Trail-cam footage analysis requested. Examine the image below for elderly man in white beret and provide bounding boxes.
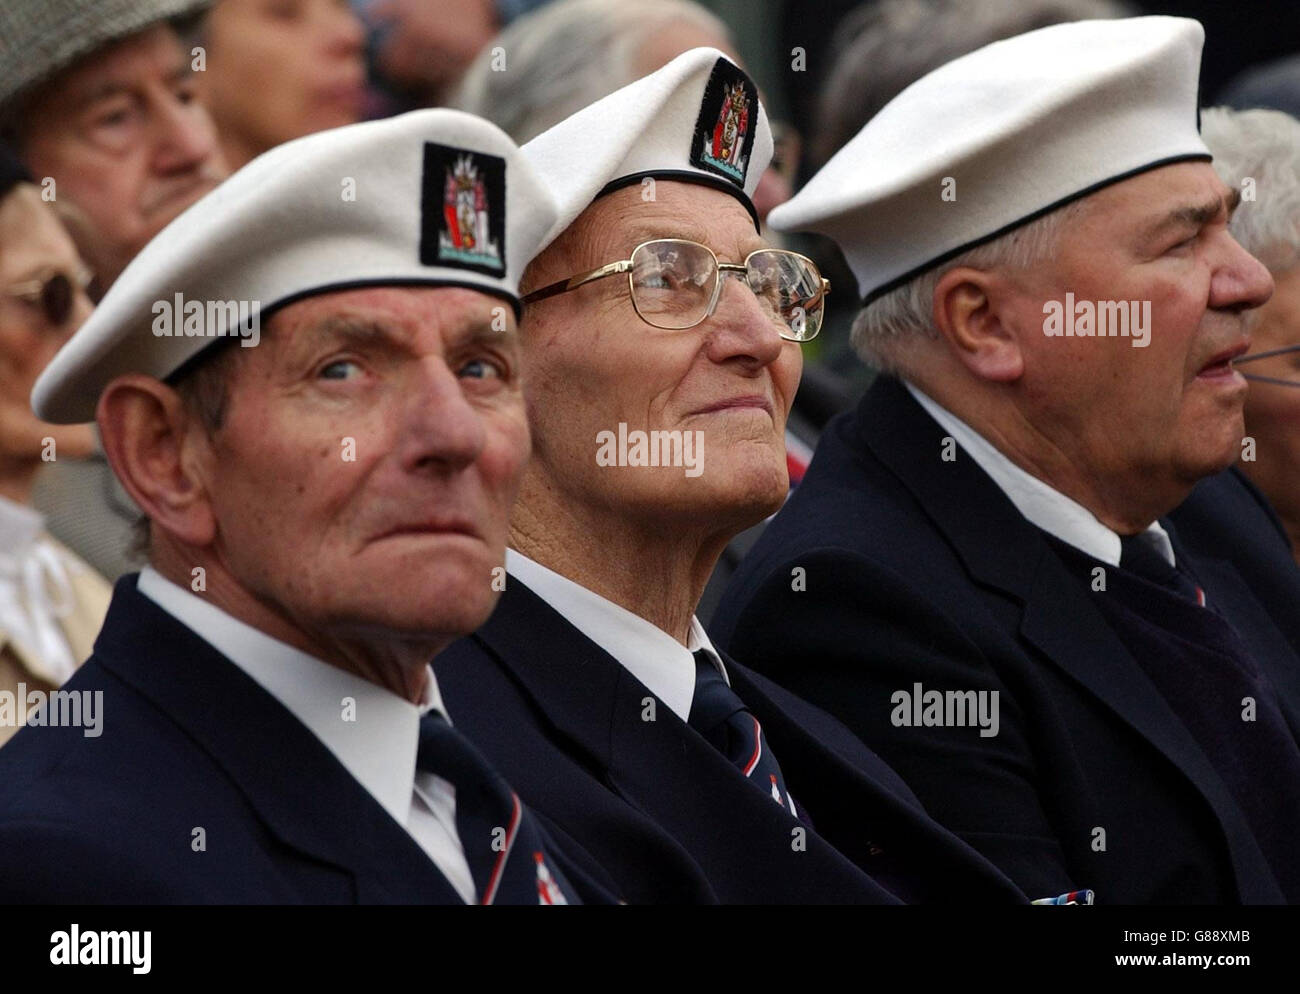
[715,17,1300,905]
[434,48,1031,905]
[0,109,615,905]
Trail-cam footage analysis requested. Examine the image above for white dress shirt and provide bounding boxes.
[137,567,476,903]
[905,382,1177,568]
[0,495,80,683]
[505,549,727,723]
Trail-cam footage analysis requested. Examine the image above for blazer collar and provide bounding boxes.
[93,575,461,904]
[474,582,901,901]
[858,377,1285,902]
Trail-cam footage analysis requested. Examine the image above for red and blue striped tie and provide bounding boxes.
[688,650,803,819]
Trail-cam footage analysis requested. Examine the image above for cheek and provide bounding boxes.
[70,162,149,234]
[478,410,531,498]
[774,346,803,412]
[220,405,359,531]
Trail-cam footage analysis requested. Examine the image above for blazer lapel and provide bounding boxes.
[476,581,901,903]
[94,577,463,904]
[728,660,1026,901]
[862,377,1284,903]
[1173,548,1300,740]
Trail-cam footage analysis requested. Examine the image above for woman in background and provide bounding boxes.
[196,0,366,169]
[0,147,111,745]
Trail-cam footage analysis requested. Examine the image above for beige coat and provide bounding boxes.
[0,538,111,746]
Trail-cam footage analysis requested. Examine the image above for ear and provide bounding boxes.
[96,374,217,549]
[932,266,1026,383]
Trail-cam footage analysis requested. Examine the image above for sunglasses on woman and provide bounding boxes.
[3,264,94,327]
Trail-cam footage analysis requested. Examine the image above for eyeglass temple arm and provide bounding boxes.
[1232,343,1300,365]
[521,260,633,304]
[1240,373,1300,387]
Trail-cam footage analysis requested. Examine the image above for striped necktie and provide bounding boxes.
[1119,533,1206,607]
[418,711,579,904]
[687,650,801,817]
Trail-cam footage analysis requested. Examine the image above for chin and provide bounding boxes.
[339,585,499,642]
[1179,433,1245,482]
[348,543,502,627]
[691,455,790,531]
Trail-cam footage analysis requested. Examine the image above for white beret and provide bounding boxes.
[769,16,1211,304]
[523,47,773,252]
[33,108,556,423]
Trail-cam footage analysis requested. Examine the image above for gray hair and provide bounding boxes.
[451,0,731,143]
[813,0,1133,168]
[1200,105,1300,272]
[851,202,1080,374]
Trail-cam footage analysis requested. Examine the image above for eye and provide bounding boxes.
[458,357,503,380]
[1168,233,1198,254]
[90,100,135,131]
[318,358,363,380]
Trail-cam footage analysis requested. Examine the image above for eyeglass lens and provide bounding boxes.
[628,239,821,338]
[39,273,75,326]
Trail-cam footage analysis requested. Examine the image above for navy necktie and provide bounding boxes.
[1119,533,1205,606]
[418,712,578,905]
[688,650,801,817]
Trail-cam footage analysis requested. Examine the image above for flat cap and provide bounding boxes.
[770,16,1211,304]
[523,46,773,251]
[0,0,211,112]
[33,108,557,423]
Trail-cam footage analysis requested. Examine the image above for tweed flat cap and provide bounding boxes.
[0,0,211,111]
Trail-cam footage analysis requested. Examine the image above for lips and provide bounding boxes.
[143,172,222,216]
[690,394,773,416]
[1198,341,1251,379]
[373,519,480,542]
[316,77,366,112]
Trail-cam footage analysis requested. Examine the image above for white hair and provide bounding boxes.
[451,0,731,143]
[1200,105,1300,272]
[850,203,1080,374]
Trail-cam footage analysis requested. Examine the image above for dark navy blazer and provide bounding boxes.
[0,576,616,904]
[712,375,1300,904]
[434,577,1027,904]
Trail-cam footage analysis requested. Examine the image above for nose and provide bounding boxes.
[323,1,366,58]
[1211,232,1275,314]
[398,358,487,475]
[702,270,786,371]
[152,92,220,174]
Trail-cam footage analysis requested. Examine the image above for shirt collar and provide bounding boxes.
[0,495,45,573]
[137,566,439,825]
[904,381,1175,568]
[505,549,726,722]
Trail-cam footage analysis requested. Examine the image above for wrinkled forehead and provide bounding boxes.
[267,284,517,349]
[570,180,767,263]
[1074,160,1233,229]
